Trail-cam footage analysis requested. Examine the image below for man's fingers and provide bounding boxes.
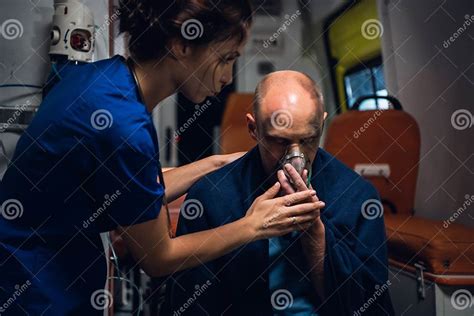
[294,214,319,225]
[302,169,320,201]
[260,182,281,200]
[277,170,295,194]
[284,164,308,191]
[279,168,319,202]
[278,190,317,206]
[298,223,314,232]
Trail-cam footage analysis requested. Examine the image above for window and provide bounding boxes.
[344,60,388,110]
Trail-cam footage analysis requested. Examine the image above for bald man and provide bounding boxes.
[164,71,393,316]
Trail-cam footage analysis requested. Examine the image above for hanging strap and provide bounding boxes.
[127,58,175,238]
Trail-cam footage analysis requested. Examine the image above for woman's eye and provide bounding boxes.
[221,57,235,64]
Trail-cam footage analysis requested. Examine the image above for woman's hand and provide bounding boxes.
[244,182,324,240]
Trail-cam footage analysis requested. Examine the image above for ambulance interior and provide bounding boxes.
[0,0,472,315]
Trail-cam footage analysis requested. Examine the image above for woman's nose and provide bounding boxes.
[220,74,232,87]
[221,66,234,86]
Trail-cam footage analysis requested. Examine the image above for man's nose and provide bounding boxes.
[287,143,302,152]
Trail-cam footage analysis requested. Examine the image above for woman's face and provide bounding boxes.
[178,35,248,103]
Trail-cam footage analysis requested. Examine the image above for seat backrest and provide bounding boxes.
[324,109,421,215]
[220,93,256,154]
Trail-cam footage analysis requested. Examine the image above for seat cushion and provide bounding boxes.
[385,214,474,275]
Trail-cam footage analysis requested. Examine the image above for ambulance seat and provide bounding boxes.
[166,194,186,237]
[160,167,186,236]
[220,93,256,154]
[385,214,474,278]
[324,95,474,285]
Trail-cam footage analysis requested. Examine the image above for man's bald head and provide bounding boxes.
[246,70,327,176]
[253,70,325,122]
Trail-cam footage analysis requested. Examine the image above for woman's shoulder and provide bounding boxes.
[52,56,133,102]
[73,56,149,127]
[55,57,155,150]
[81,55,136,98]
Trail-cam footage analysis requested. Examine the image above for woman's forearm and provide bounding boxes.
[162,217,254,275]
[119,206,256,278]
[162,156,222,202]
[162,152,244,202]
[119,183,318,278]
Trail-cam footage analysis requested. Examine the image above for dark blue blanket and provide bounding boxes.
[164,147,393,316]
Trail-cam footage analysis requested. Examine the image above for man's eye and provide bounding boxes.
[302,137,317,144]
[273,138,287,145]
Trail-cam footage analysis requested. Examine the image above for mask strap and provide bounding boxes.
[306,167,312,188]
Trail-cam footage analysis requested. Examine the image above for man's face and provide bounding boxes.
[247,86,326,180]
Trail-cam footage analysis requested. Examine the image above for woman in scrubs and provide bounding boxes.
[0,0,319,314]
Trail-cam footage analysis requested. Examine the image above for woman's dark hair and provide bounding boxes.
[118,0,253,61]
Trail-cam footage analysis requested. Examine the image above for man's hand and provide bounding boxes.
[277,163,326,300]
[277,164,312,195]
[277,164,324,226]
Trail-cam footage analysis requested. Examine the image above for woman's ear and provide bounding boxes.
[246,113,258,141]
[168,38,190,60]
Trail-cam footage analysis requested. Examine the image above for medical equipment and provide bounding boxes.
[49,0,95,62]
[44,0,95,96]
[279,145,312,188]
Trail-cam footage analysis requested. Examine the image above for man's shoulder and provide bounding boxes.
[188,150,252,196]
[317,148,377,195]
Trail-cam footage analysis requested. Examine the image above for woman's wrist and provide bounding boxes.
[235,216,260,243]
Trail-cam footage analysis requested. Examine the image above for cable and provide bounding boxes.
[106,232,121,272]
[0,139,6,157]
[0,84,42,89]
[51,63,62,80]
[106,276,143,316]
[106,232,143,316]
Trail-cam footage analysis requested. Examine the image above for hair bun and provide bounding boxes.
[118,0,253,61]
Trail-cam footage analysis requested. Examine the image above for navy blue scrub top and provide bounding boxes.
[0,55,164,315]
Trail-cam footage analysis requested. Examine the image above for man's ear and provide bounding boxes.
[323,111,328,121]
[246,113,258,141]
